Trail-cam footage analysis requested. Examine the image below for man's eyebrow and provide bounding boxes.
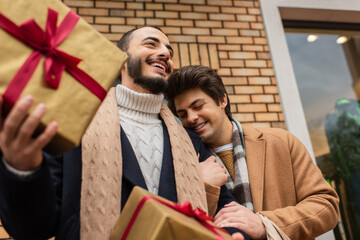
[176,98,205,114]
[142,36,174,57]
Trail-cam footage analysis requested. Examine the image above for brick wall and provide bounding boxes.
[0,0,284,238]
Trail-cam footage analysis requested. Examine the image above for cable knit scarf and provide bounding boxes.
[208,118,254,211]
[80,87,207,240]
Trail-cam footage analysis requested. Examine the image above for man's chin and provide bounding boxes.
[134,76,168,94]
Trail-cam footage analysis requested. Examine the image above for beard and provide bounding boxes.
[127,54,168,94]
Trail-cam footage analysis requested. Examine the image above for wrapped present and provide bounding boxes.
[110,186,233,240]
[0,0,127,155]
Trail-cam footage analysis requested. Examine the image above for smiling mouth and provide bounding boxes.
[193,122,206,131]
[146,58,170,73]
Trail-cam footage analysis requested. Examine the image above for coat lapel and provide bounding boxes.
[243,125,265,212]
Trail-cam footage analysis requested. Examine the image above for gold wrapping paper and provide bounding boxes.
[110,186,233,240]
[0,0,127,155]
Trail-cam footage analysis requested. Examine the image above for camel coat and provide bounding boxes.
[242,125,339,240]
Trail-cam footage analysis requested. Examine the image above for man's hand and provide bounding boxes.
[199,156,228,187]
[0,95,58,171]
[215,202,266,240]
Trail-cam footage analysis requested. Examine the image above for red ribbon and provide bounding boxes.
[121,195,228,240]
[0,9,107,113]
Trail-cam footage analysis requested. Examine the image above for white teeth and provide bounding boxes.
[151,62,165,70]
[194,123,206,130]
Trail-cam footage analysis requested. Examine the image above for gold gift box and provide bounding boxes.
[0,0,127,155]
[110,186,232,240]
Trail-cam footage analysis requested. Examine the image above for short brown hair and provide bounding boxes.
[166,65,232,118]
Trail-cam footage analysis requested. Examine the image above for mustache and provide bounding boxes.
[145,57,171,73]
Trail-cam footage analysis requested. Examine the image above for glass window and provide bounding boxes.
[285,30,360,240]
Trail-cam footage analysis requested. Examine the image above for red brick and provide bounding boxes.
[172,43,180,69]
[92,24,109,33]
[229,95,251,103]
[267,60,273,68]
[247,122,271,128]
[102,33,124,41]
[180,0,205,3]
[248,8,261,15]
[264,86,278,94]
[135,10,153,17]
[229,52,256,59]
[212,28,238,36]
[156,11,178,18]
[219,51,228,59]
[271,77,277,85]
[222,77,247,85]
[146,18,164,26]
[95,1,124,8]
[127,18,145,25]
[146,3,163,10]
[231,104,237,113]
[221,7,247,14]
[240,29,260,37]
[220,59,244,67]
[251,95,274,103]
[256,113,278,121]
[196,20,222,28]
[264,45,269,51]
[275,95,280,103]
[260,68,274,76]
[110,9,135,17]
[79,8,108,16]
[235,86,263,94]
[183,27,210,35]
[233,113,254,122]
[251,22,264,30]
[198,36,225,43]
[209,44,219,69]
[232,68,259,76]
[199,44,210,67]
[209,13,236,21]
[168,35,196,42]
[268,104,282,112]
[257,52,270,59]
[161,27,181,34]
[166,19,193,27]
[225,86,234,94]
[279,113,284,121]
[189,43,200,65]
[179,43,190,67]
[217,68,231,76]
[111,25,135,33]
[218,45,241,51]
[126,2,144,9]
[224,21,250,29]
[155,0,177,2]
[237,103,267,112]
[254,37,268,45]
[233,1,254,7]
[242,45,263,51]
[248,77,271,85]
[95,17,125,24]
[237,14,257,22]
[193,5,219,13]
[65,0,93,7]
[165,4,192,11]
[207,0,232,6]
[181,12,207,20]
[245,60,267,68]
[226,37,253,44]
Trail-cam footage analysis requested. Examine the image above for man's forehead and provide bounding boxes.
[131,27,169,44]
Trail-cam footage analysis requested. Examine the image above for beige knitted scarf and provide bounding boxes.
[80,87,207,239]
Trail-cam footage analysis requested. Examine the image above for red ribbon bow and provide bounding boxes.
[0,9,107,113]
[121,195,227,240]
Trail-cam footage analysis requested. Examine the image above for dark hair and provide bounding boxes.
[117,26,164,52]
[166,65,232,119]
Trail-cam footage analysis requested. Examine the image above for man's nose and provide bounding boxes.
[158,45,171,60]
[187,111,198,124]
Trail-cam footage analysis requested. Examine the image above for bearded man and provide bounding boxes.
[0,27,246,240]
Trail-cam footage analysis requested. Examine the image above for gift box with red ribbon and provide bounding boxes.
[0,0,127,155]
[110,186,233,240]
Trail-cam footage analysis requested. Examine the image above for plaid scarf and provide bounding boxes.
[208,118,254,211]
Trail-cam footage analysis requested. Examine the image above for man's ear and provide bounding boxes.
[219,93,228,109]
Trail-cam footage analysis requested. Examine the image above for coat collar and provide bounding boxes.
[243,125,265,212]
